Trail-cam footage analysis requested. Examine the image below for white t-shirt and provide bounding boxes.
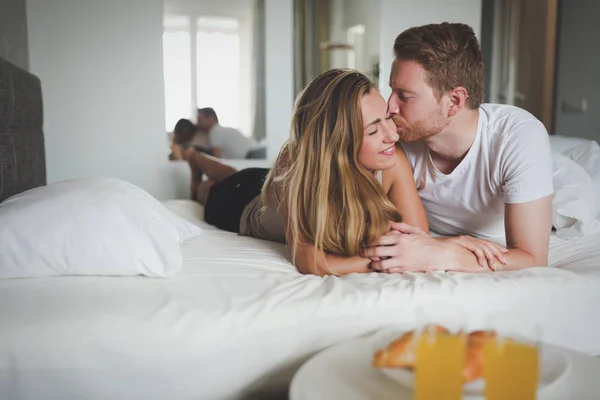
[401,104,554,239]
[209,124,255,159]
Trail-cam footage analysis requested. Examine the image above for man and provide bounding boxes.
[196,107,255,159]
[367,23,553,272]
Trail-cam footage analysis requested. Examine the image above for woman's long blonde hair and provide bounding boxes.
[262,69,402,268]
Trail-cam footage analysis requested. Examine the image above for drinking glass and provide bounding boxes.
[414,303,466,400]
[483,311,541,400]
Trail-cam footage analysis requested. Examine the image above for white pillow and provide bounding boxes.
[552,152,599,239]
[549,134,592,155]
[565,140,600,207]
[0,177,202,279]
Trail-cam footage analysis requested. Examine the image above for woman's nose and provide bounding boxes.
[384,119,399,142]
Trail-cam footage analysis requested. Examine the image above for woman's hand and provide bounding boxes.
[364,223,447,273]
[439,236,507,271]
[366,222,404,263]
[368,222,429,262]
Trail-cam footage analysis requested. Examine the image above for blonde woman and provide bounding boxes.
[185,69,505,276]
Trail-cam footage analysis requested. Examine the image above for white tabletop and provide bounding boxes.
[290,329,600,400]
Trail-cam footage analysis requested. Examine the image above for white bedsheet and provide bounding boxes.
[1,199,599,400]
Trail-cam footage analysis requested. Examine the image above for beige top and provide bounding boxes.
[239,170,383,243]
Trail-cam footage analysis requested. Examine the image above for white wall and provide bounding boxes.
[26,0,479,199]
[378,0,482,99]
[26,0,293,199]
[27,0,176,199]
[264,0,293,161]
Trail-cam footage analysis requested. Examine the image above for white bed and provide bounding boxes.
[1,196,600,400]
[2,135,600,400]
[3,58,599,400]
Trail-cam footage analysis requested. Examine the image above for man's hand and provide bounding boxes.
[438,235,507,271]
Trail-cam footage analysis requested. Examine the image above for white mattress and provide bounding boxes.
[1,198,600,400]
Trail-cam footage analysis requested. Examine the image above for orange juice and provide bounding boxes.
[483,338,539,400]
[415,333,465,400]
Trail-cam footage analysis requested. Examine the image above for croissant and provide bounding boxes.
[372,325,449,369]
[464,330,496,382]
[372,331,417,369]
[372,328,496,383]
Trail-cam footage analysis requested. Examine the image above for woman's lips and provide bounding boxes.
[379,146,396,156]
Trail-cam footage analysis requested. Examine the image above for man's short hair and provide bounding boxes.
[393,22,484,109]
[198,107,219,122]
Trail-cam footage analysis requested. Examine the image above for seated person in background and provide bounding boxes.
[196,107,255,159]
[184,69,505,276]
[169,118,212,160]
[368,23,553,273]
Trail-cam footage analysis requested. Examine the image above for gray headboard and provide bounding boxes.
[0,57,46,203]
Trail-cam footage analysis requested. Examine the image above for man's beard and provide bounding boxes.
[394,111,447,143]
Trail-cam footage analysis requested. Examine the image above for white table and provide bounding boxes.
[290,329,600,400]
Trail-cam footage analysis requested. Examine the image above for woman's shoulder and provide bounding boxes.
[381,145,415,190]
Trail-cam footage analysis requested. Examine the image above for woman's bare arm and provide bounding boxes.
[281,206,372,276]
[292,241,372,276]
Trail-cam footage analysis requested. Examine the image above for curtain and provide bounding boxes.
[293,0,332,98]
[251,0,266,141]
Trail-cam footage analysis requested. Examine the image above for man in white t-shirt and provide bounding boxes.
[196,108,254,159]
[366,23,553,272]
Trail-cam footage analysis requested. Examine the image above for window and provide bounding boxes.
[162,3,255,137]
[196,17,241,130]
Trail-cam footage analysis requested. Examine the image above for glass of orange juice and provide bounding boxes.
[483,311,541,400]
[414,303,466,400]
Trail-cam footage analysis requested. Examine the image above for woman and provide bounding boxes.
[184,69,504,275]
[170,118,212,160]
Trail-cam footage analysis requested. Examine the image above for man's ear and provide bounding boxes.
[447,86,469,116]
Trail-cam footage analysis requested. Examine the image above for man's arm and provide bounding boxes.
[496,116,554,270]
[366,195,553,272]
[439,196,553,271]
[499,195,553,270]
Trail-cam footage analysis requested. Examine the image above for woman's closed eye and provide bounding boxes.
[368,116,393,135]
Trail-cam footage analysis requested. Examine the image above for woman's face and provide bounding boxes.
[358,88,400,171]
